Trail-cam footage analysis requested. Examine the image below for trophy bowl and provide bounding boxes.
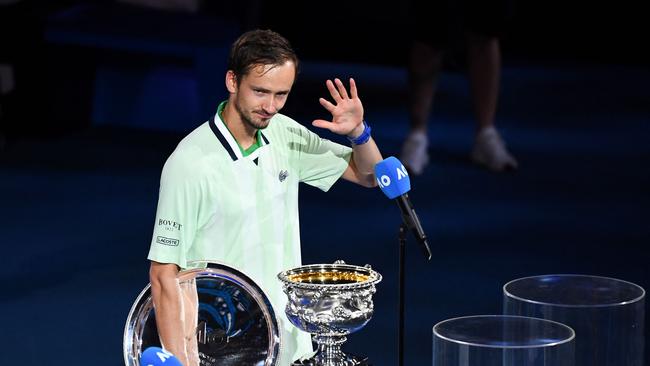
[278,260,382,366]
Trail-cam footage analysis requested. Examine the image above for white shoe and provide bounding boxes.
[400,131,429,175]
[471,127,518,172]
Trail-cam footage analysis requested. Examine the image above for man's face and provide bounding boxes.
[228,61,296,130]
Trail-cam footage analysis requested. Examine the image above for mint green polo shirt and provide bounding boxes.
[148,109,352,364]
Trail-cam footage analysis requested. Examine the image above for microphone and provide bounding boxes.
[374,156,432,260]
[140,347,183,366]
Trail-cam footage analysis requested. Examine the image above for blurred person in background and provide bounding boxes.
[401,0,518,174]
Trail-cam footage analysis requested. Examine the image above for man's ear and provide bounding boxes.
[225,70,238,93]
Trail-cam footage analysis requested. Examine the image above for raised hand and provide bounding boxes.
[312,78,364,137]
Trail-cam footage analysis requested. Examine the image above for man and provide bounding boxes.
[147,29,382,365]
[401,0,518,174]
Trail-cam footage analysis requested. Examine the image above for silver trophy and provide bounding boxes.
[124,261,281,366]
[278,260,382,366]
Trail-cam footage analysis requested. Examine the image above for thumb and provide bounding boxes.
[312,119,334,131]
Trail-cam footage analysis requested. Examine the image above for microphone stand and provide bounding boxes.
[397,224,407,366]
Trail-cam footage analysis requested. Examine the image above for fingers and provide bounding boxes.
[314,98,334,130]
[334,78,349,99]
[349,78,358,99]
[325,78,356,102]
[312,119,344,134]
[326,79,342,103]
[319,97,336,112]
[312,119,334,132]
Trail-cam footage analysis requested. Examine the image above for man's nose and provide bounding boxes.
[262,96,278,114]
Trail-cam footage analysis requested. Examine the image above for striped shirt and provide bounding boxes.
[148,107,352,363]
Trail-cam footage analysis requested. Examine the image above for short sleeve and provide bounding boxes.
[147,152,201,269]
[296,126,352,192]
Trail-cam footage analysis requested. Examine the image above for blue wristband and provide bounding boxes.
[347,121,371,145]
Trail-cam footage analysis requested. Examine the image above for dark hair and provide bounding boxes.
[227,29,299,82]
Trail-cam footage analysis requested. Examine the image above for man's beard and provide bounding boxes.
[234,100,271,130]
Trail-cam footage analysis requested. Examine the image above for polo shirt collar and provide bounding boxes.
[209,102,270,162]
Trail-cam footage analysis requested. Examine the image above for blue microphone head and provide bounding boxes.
[374,156,411,199]
[140,347,183,366]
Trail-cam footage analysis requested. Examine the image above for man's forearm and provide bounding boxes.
[351,137,383,186]
[150,266,190,365]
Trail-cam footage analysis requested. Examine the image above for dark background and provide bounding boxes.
[0,0,648,365]
[1,0,648,134]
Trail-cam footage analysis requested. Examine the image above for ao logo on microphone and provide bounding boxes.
[140,347,182,366]
[152,349,174,363]
[377,163,409,188]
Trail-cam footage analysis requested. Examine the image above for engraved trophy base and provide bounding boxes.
[292,353,370,366]
[291,335,372,366]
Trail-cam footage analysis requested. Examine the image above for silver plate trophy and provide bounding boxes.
[278,260,382,366]
[124,261,280,366]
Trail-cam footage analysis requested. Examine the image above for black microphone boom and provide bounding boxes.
[395,193,432,260]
